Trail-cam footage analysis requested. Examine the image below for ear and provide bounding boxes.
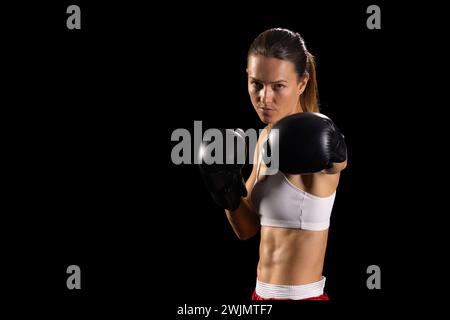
[298,72,310,95]
[246,68,248,74]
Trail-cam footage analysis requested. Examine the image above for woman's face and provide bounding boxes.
[247,55,309,125]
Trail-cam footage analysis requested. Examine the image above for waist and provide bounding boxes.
[258,227,328,284]
[255,276,326,300]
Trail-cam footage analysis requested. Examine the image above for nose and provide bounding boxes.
[260,85,273,104]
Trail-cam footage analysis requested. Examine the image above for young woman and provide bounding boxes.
[199,28,347,300]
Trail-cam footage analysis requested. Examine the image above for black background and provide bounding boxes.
[4,0,445,317]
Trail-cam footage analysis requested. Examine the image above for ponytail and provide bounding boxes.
[300,52,319,112]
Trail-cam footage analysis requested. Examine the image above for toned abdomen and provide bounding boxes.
[257,226,329,285]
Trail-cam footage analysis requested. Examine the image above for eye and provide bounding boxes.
[251,81,263,90]
[273,83,285,90]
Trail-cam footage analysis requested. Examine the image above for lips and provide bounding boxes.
[258,106,275,111]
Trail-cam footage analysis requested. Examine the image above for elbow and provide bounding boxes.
[323,159,347,174]
[338,159,348,172]
[236,233,251,241]
[235,229,259,241]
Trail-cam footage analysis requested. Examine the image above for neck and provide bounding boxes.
[296,99,304,113]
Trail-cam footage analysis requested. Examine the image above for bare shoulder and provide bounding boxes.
[310,171,341,196]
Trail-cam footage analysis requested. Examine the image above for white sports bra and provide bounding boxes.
[251,171,336,231]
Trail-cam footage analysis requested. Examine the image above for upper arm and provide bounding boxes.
[245,160,258,198]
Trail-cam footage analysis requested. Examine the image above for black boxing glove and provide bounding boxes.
[267,112,347,174]
[198,129,247,211]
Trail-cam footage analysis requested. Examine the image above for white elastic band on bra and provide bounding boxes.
[255,277,326,300]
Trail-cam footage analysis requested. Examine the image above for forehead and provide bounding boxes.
[247,55,297,81]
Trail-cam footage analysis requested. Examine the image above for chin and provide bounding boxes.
[260,116,277,125]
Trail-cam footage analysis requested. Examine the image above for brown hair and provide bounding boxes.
[248,28,319,112]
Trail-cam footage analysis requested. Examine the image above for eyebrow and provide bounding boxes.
[249,77,288,84]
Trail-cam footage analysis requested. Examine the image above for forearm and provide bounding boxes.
[225,197,260,240]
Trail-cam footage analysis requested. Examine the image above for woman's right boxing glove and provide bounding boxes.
[198,129,247,211]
